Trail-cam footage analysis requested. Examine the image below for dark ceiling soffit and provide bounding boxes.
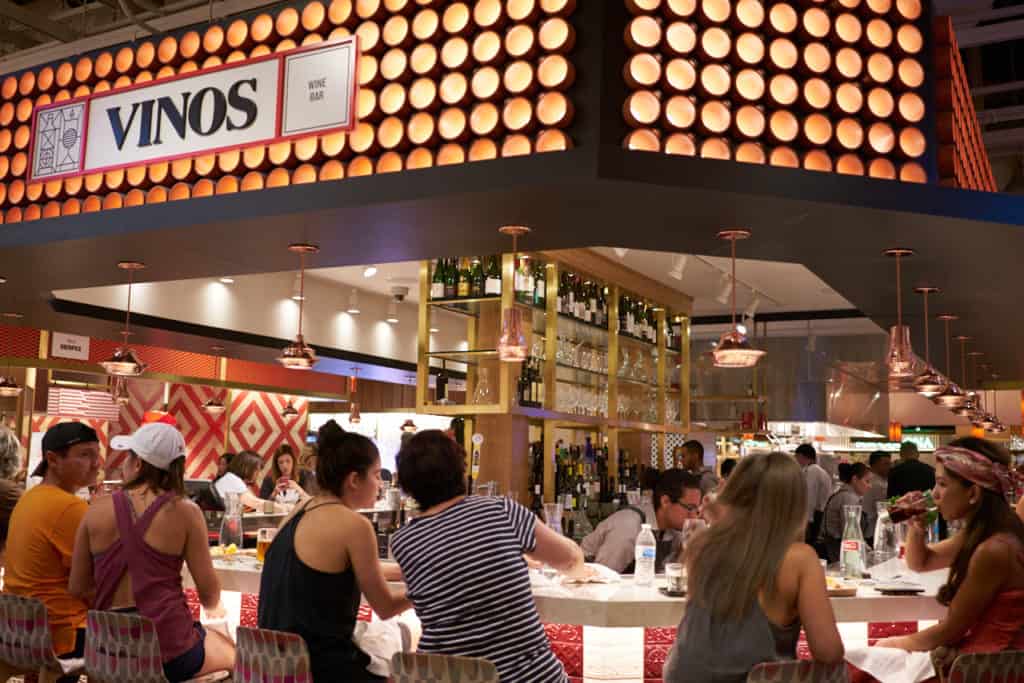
[49,296,463,379]
[0,0,76,42]
[691,309,867,326]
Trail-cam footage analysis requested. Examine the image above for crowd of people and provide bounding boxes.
[2,417,1024,683]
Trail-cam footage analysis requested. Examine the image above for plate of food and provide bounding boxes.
[826,576,858,597]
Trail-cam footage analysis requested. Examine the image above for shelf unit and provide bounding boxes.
[415,248,693,503]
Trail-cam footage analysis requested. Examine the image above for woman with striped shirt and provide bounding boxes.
[392,430,589,682]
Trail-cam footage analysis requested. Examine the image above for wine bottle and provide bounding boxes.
[470,257,485,297]
[444,258,457,298]
[530,483,544,518]
[457,258,471,298]
[485,255,501,296]
[533,261,546,307]
[431,259,446,299]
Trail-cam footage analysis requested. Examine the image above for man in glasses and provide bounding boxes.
[581,469,702,574]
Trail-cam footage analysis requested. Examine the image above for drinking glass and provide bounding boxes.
[256,527,277,563]
[472,367,493,404]
[219,492,243,551]
[543,503,563,534]
[665,562,685,593]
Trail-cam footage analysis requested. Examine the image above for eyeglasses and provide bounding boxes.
[678,501,700,513]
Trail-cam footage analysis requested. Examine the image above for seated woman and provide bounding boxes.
[258,421,409,683]
[818,462,872,563]
[212,452,233,482]
[859,437,1024,677]
[69,423,235,682]
[214,450,287,512]
[391,430,590,683]
[663,451,844,683]
[259,444,315,504]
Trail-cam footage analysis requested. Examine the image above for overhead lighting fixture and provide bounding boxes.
[386,300,399,324]
[950,336,977,417]
[713,229,766,369]
[0,276,7,284]
[884,248,916,380]
[401,418,417,433]
[429,327,440,333]
[277,244,318,370]
[203,395,227,414]
[281,399,299,419]
[219,277,234,284]
[714,271,732,305]
[497,225,530,362]
[348,370,361,424]
[613,248,629,259]
[347,289,360,315]
[363,265,378,278]
[668,254,689,281]
[933,314,966,409]
[100,261,148,377]
[912,287,946,398]
[744,294,761,321]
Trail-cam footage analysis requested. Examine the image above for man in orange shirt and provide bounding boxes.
[3,423,100,680]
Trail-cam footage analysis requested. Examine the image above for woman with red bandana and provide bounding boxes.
[851,437,1024,682]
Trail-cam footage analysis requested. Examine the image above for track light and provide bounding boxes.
[347,289,360,315]
[363,265,378,278]
[669,254,689,281]
[386,300,399,324]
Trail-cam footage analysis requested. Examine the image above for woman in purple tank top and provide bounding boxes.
[69,423,235,681]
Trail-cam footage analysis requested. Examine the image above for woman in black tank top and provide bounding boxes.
[257,423,410,682]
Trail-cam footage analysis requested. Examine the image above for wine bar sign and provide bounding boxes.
[28,36,358,182]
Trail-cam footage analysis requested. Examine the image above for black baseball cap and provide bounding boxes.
[32,422,100,477]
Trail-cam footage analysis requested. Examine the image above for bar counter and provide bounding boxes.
[185,556,947,683]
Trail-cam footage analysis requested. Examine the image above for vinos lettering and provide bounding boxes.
[105,79,259,151]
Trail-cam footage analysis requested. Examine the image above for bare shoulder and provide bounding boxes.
[972,534,1018,567]
[84,492,114,521]
[782,542,821,575]
[167,496,204,522]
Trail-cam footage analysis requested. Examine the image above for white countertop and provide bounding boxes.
[191,556,948,628]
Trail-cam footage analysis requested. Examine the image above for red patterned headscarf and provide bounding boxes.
[935,446,1012,496]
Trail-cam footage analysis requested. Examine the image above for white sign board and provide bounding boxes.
[29,37,358,182]
[51,331,90,360]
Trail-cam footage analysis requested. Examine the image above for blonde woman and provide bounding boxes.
[663,451,844,682]
[0,425,23,560]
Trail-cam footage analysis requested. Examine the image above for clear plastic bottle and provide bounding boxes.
[634,523,657,586]
[840,504,866,579]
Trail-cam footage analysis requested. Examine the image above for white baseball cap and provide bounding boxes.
[111,422,186,471]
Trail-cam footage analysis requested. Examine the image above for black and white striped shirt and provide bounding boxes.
[391,496,567,683]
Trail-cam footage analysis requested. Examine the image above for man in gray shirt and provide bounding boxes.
[795,443,832,549]
[677,440,719,496]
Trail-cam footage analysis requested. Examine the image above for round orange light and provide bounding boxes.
[735,68,765,101]
[836,82,863,114]
[770,146,799,168]
[803,149,832,172]
[664,58,697,92]
[868,158,896,179]
[664,132,696,156]
[699,137,731,160]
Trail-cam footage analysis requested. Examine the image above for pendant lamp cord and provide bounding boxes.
[124,267,134,344]
[895,254,902,327]
[944,319,952,378]
[730,236,737,328]
[922,291,930,365]
[298,251,306,338]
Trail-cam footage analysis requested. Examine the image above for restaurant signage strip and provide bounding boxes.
[28,36,358,183]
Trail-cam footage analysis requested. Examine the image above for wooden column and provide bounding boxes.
[474,413,530,501]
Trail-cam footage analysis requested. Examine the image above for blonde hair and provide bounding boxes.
[686,451,807,620]
[0,426,20,479]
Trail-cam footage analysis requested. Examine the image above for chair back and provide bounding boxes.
[747,660,850,683]
[0,593,59,671]
[233,626,312,683]
[85,610,168,683]
[947,650,1024,683]
[390,652,499,683]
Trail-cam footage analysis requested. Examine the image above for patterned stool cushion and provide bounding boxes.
[0,594,61,672]
[747,660,850,683]
[947,650,1024,683]
[233,626,313,683]
[391,652,499,683]
[86,611,169,683]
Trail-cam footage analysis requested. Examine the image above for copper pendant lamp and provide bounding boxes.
[713,229,766,369]
[497,225,530,363]
[277,244,319,370]
[951,336,978,417]
[932,314,966,409]
[884,248,916,380]
[100,261,149,377]
[280,398,299,419]
[912,287,946,398]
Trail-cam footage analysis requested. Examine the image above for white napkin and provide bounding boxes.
[559,563,621,585]
[845,646,935,683]
[353,619,405,676]
[57,657,84,674]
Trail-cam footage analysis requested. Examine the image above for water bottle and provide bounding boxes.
[634,523,657,586]
[840,504,866,580]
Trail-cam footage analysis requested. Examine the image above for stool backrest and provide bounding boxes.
[747,660,850,683]
[233,626,312,683]
[948,650,1024,683]
[85,610,169,683]
[391,652,499,683]
[0,593,56,671]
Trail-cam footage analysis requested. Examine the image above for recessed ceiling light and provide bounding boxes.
[291,294,305,301]
[429,327,440,333]
[2,312,23,319]
[363,265,378,278]
[0,277,7,284]
[219,277,234,284]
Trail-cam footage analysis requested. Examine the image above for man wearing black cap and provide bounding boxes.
[3,422,100,679]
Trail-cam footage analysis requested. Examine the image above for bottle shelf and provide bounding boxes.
[427,296,502,317]
[426,349,498,365]
[617,331,658,349]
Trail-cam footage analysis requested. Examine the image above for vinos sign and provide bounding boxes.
[28,36,358,182]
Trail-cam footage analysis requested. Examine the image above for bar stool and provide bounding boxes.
[747,660,849,682]
[84,610,229,683]
[941,650,1024,683]
[0,593,83,683]
[232,627,312,683]
[390,652,499,683]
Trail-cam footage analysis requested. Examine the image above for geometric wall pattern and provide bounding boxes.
[227,390,308,473]
[167,383,228,480]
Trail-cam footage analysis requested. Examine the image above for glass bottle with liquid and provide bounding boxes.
[219,492,243,551]
[840,504,866,579]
